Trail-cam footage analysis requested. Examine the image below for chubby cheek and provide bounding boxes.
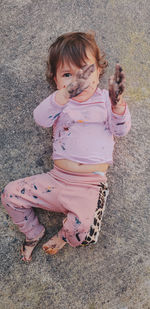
[54,77,64,90]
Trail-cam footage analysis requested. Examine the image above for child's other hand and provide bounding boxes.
[67,64,95,98]
[108,64,125,106]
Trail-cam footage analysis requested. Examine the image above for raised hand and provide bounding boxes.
[109,64,125,106]
[67,64,95,98]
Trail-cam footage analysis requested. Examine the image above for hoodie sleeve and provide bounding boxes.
[104,89,131,137]
[33,91,64,128]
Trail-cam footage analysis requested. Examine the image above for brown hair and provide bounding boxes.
[46,32,108,89]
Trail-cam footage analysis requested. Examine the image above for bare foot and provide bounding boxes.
[20,228,45,262]
[43,234,66,255]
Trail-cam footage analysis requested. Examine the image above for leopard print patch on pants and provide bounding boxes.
[82,182,109,246]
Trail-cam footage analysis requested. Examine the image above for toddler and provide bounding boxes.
[1,32,131,261]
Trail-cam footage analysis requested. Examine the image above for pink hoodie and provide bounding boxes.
[33,88,131,164]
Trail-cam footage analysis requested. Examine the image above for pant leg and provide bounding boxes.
[58,180,109,247]
[1,171,65,240]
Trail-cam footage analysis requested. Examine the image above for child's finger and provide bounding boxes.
[77,64,95,80]
[76,68,84,79]
[114,64,124,84]
[108,75,115,86]
[67,80,89,98]
[118,82,125,95]
[118,71,125,85]
[109,80,118,105]
[109,76,118,93]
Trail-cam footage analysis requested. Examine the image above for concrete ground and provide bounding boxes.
[0,0,150,308]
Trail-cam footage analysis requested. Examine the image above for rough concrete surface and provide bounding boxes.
[0,0,150,308]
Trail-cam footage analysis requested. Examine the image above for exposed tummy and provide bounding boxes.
[54,159,109,173]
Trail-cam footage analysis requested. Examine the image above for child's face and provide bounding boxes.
[54,49,101,102]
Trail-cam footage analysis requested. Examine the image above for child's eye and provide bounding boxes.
[63,73,71,77]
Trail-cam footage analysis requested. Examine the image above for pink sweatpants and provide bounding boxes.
[1,165,108,247]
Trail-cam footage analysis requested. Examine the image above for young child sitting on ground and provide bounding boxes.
[1,32,131,262]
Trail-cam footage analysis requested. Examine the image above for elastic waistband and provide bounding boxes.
[49,164,107,184]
